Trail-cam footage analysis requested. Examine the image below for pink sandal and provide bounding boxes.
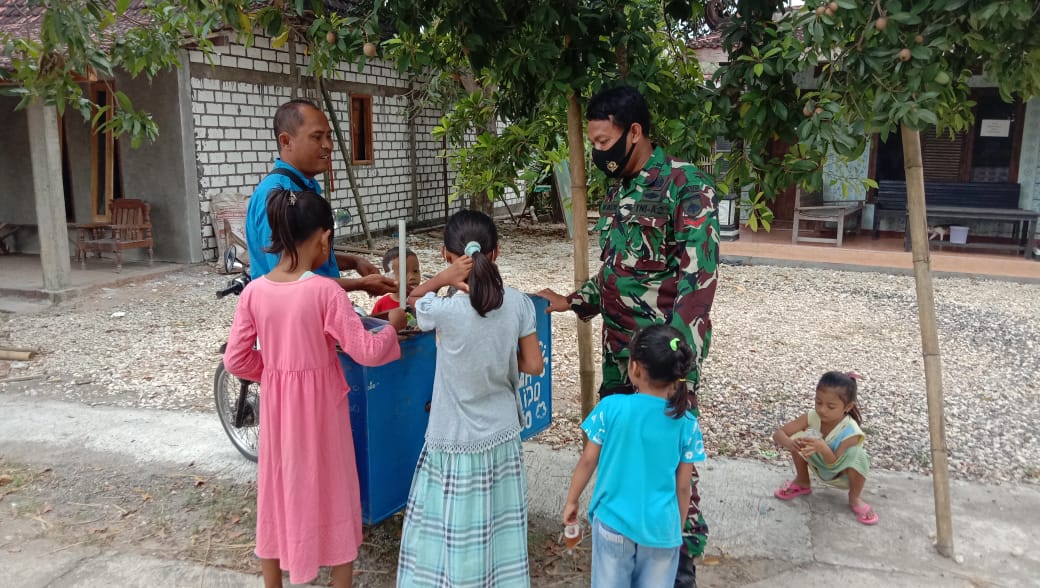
[774,480,812,501]
[851,502,879,525]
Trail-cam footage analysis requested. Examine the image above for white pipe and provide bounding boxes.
[398,219,407,309]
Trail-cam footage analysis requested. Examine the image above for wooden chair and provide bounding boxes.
[0,223,18,254]
[75,199,154,271]
[791,188,864,247]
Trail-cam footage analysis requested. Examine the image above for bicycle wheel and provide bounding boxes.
[214,361,260,462]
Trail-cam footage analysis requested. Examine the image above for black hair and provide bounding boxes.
[817,371,863,424]
[382,247,418,272]
[586,86,652,137]
[629,325,696,419]
[443,210,503,317]
[263,188,333,272]
[273,99,321,141]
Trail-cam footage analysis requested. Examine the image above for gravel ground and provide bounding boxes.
[2,222,1038,485]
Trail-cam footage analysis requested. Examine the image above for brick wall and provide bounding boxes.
[187,33,519,261]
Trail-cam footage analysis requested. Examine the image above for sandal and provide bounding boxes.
[851,502,879,525]
[774,480,812,501]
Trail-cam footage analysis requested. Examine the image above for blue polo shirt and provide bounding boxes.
[246,159,340,279]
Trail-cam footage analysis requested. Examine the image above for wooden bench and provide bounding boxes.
[792,188,864,247]
[874,181,1036,258]
[74,199,154,271]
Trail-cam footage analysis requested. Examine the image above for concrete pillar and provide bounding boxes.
[27,101,72,291]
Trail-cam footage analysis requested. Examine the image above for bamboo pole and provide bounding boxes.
[318,79,374,250]
[0,348,34,361]
[566,92,597,419]
[901,126,955,558]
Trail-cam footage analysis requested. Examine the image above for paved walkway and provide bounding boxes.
[1,396,1037,587]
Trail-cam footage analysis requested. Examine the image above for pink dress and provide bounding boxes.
[223,274,401,584]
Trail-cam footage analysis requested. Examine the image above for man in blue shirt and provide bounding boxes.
[246,99,395,295]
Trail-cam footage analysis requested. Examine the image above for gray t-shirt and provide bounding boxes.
[415,287,537,453]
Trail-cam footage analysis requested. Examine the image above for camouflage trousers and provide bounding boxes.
[599,349,709,559]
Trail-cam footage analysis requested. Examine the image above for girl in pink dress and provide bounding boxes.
[223,188,403,587]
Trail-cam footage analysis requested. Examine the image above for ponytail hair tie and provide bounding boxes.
[669,337,680,351]
[288,192,298,206]
[846,371,862,381]
[464,241,482,256]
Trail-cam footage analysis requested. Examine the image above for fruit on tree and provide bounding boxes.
[363,42,378,58]
[875,16,888,30]
[814,106,824,115]
[899,48,912,61]
[828,1,838,11]
[326,31,337,45]
[915,34,925,44]
[816,5,826,16]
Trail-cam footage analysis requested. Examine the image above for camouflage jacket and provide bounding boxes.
[567,146,720,360]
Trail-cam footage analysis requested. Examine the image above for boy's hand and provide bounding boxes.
[562,502,579,526]
[535,288,570,313]
[387,308,408,333]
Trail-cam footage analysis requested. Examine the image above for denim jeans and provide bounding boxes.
[591,517,680,588]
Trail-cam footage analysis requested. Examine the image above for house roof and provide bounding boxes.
[688,30,723,50]
[0,0,151,69]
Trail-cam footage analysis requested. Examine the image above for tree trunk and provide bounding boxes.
[567,93,596,419]
[901,126,954,558]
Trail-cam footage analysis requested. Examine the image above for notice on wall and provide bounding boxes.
[211,192,250,273]
[979,119,1011,138]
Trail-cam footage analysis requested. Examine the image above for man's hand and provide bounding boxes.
[336,253,381,277]
[535,288,570,313]
[338,274,397,296]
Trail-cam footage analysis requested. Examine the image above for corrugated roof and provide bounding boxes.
[0,0,151,69]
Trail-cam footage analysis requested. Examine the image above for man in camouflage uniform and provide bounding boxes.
[538,86,718,588]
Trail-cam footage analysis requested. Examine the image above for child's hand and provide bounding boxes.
[797,437,825,457]
[562,501,579,526]
[439,255,472,292]
[387,308,408,333]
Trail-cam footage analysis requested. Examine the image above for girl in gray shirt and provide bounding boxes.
[396,210,543,587]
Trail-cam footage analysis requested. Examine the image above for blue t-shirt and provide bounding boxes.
[246,159,340,279]
[582,394,706,548]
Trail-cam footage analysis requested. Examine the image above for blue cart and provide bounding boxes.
[339,295,553,524]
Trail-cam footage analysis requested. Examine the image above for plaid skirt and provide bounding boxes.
[396,434,530,588]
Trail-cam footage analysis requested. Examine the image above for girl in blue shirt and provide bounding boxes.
[564,325,706,588]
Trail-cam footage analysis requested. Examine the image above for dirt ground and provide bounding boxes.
[0,452,591,586]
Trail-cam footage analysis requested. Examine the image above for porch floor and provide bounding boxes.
[0,254,186,305]
[725,222,1040,281]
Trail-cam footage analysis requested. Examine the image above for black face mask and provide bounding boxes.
[592,126,635,178]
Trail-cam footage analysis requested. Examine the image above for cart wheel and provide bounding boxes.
[214,361,260,462]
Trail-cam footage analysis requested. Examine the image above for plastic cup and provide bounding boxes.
[563,523,582,550]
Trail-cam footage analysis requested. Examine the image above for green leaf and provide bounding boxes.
[116,0,130,15]
[754,63,764,77]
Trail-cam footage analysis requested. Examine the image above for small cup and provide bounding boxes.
[563,523,582,550]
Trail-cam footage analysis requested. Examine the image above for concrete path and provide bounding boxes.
[2,395,1038,586]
